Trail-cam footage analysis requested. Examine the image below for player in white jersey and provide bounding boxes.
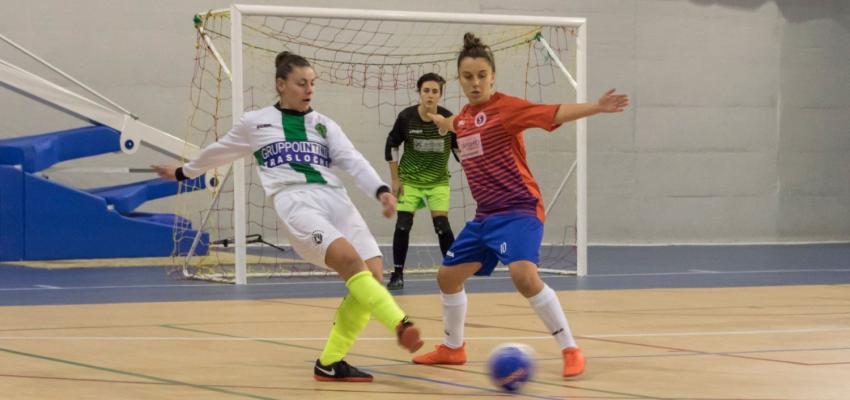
[153,51,423,382]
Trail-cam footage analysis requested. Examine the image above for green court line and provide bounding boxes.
[161,324,336,358]
[0,317,325,333]
[160,324,657,399]
[0,346,278,400]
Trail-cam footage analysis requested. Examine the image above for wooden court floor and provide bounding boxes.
[0,284,848,399]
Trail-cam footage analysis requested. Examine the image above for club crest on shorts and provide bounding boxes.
[312,230,324,245]
[474,111,487,127]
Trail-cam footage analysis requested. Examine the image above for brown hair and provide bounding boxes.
[274,51,311,80]
[416,72,446,93]
[457,32,495,72]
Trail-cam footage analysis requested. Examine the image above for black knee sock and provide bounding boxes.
[432,216,455,257]
[438,231,455,257]
[392,228,410,269]
[393,212,414,270]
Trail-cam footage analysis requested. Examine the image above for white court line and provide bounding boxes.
[2,326,849,342]
[33,284,60,289]
[0,268,848,292]
[584,326,850,338]
[587,268,850,278]
[0,283,234,291]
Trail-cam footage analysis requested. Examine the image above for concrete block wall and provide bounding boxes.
[1,0,847,244]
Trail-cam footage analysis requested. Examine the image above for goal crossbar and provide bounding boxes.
[190,5,589,283]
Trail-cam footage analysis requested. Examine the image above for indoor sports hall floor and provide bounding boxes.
[1,244,849,399]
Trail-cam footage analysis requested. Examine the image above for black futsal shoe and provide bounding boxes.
[313,359,374,382]
[387,271,404,290]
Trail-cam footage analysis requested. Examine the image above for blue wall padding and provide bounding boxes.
[127,212,209,255]
[0,125,120,172]
[0,126,209,261]
[6,173,208,261]
[0,166,25,260]
[87,176,207,214]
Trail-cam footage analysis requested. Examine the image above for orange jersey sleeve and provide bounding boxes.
[498,95,562,134]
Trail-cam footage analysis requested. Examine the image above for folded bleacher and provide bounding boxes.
[0,125,208,261]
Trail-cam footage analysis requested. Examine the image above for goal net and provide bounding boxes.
[171,6,587,283]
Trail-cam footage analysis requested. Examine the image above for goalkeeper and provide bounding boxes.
[384,73,459,290]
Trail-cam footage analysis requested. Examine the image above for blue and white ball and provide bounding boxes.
[487,343,535,392]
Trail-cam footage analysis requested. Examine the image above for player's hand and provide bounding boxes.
[427,113,452,135]
[391,178,402,198]
[378,192,397,218]
[596,89,629,113]
[151,164,178,180]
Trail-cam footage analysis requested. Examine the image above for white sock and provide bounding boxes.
[528,284,577,349]
[441,290,467,349]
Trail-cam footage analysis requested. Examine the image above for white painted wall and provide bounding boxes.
[1,0,848,244]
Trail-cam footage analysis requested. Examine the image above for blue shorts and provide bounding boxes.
[442,213,543,276]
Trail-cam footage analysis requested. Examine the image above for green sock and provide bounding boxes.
[318,294,370,366]
[346,270,405,332]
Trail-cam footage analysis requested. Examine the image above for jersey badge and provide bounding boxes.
[315,123,327,138]
[474,111,487,127]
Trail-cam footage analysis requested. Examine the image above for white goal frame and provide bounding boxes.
[215,4,589,283]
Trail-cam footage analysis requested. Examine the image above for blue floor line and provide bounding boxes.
[363,368,565,400]
[2,244,850,306]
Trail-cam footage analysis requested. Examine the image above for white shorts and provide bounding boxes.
[273,186,382,269]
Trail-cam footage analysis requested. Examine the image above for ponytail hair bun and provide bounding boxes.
[457,32,495,72]
[274,51,311,80]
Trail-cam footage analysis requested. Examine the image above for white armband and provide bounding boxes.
[391,147,400,161]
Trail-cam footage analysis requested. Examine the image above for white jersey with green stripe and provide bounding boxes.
[182,105,387,198]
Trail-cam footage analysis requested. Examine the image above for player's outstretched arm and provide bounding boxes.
[554,89,629,125]
[595,89,629,113]
[151,114,253,182]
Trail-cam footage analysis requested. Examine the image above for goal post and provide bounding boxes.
[174,5,589,283]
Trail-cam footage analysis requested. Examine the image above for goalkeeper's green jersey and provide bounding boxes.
[384,105,457,187]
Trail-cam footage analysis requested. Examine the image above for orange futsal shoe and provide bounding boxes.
[412,343,467,365]
[396,317,424,353]
[562,347,586,377]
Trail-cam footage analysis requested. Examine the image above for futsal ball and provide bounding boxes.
[487,343,535,392]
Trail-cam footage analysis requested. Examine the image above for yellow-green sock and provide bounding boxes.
[319,294,370,366]
[346,270,405,332]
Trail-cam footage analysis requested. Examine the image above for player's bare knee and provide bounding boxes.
[437,267,463,293]
[326,241,367,280]
[510,267,544,297]
[364,256,384,283]
[512,279,538,297]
